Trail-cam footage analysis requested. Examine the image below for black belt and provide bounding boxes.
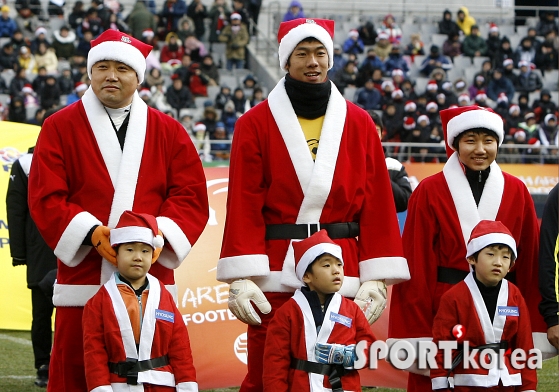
[109,355,169,385]
[266,222,359,240]
[437,267,469,285]
[290,358,348,392]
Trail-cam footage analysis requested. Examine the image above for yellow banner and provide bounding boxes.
[0,121,41,331]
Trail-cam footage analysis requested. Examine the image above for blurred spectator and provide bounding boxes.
[457,92,470,106]
[382,101,403,141]
[176,16,195,42]
[214,85,232,109]
[514,37,536,66]
[391,68,405,88]
[359,48,385,78]
[474,59,493,82]
[30,27,50,54]
[51,25,75,60]
[377,14,402,45]
[536,11,558,37]
[456,6,476,36]
[166,74,193,117]
[68,1,86,30]
[247,0,262,35]
[107,12,128,32]
[518,112,539,140]
[440,81,457,106]
[373,32,392,61]
[201,105,218,136]
[76,30,93,56]
[173,53,193,85]
[515,60,543,93]
[57,66,73,94]
[231,0,249,28]
[200,54,219,85]
[343,29,365,56]
[242,74,258,96]
[518,92,531,115]
[15,0,45,19]
[70,56,88,82]
[126,1,156,40]
[505,104,523,134]
[487,68,515,102]
[40,75,60,109]
[27,106,45,124]
[357,20,377,46]
[21,83,39,109]
[385,45,409,77]
[532,89,558,122]
[0,6,18,37]
[474,89,490,107]
[502,58,518,86]
[15,4,41,41]
[282,0,304,22]
[493,92,510,118]
[34,43,57,74]
[9,95,27,122]
[184,35,208,63]
[79,7,103,38]
[453,78,468,96]
[404,33,425,61]
[486,24,501,62]
[328,44,347,79]
[0,43,18,71]
[438,9,460,36]
[231,87,249,115]
[104,0,123,17]
[144,67,165,90]
[420,45,452,76]
[18,46,36,75]
[186,0,207,39]
[47,0,65,17]
[355,78,382,110]
[400,79,417,100]
[208,0,230,44]
[493,36,513,68]
[424,79,439,101]
[188,62,209,97]
[462,25,487,58]
[442,32,462,59]
[179,108,195,135]
[10,30,29,53]
[91,0,111,30]
[210,122,231,160]
[31,66,47,96]
[538,114,558,162]
[158,0,188,33]
[160,32,184,69]
[219,13,249,71]
[535,41,558,71]
[221,99,238,133]
[138,86,153,106]
[249,87,264,107]
[333,61,358,95]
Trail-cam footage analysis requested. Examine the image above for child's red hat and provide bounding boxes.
[292,229,343,282]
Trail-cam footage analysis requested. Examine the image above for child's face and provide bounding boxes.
[302,254,344,303]
[467,245,512,287]
[116,242,153,287]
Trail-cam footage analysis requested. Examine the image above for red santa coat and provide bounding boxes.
[217,77,409,296]
[263,290,375,391]
[28,87,209,306]
[431,273,537,391]
[388,153,549,357]
[83,273,198,392]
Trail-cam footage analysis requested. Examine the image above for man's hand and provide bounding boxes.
[91,226,116,265]
[228,279,271,325]
[547,325,559,350]
[354,280,387,324]
[152,229,164,263]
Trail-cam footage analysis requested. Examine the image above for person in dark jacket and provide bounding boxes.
[0,43,18,71]
[536,11,558,38]
[438,9,460,37]
[462,25,487,58]
[532,89,558,123]
[355,78,382,110]
[369,110,412,212]
[515,60,543,93]
[51,25,75,60]
[357,20,377,45]
[39,75,60,109]
[487,68,515,103]
[493,36,514,68]
[185,0,207,40]
[7,146,57,387]
[535,40,558,72]
[166,73,193,118]
[539,183,559,351]
[9,67,31,98]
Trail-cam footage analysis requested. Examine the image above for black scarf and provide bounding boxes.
[284,73,331,119]
[465,165,491,206]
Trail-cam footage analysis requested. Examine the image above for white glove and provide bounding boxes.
[228,279,272,325]
[315,343,355,368]
[354,280,387,325]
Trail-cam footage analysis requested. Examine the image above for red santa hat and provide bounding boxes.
[458,93,470,104]
[417,114,430,125]
[503,58,514,67]
[87,30,153,84]
[508,104,520,114]
[22,84,34,94]
[497,92,508,103]
[230,12,242,20]
[381,80,394,90]
[442,81,453,91]
[403,116,416,130]
[348,29,359,38]
[277,18,335,71]
[440,105,504,151]
[139,87,152,98]
[377,32,389,41]
[426,80,438,91]
[528,137,541,147]
[391,88,403,99]
[193,122,206,132]
[475,75,485,83]
[292,229,343,283]
[142,28,155,38]
[518,60,530,68]
[392,68,404,77]
[436,93,446,101]
[75,81,88,93]
[475,90,487,101]
[489,23,499,33]
[404,100,416,112]
[110,210,164,251]
[35,26,47,36]
[466,220,517,260]
[513,130,526,141]
[426,101,438,111]
[455,80,466,90]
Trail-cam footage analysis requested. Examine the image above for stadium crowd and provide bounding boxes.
[0,0,557,163]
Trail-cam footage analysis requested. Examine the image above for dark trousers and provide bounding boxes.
[31,287,54,369]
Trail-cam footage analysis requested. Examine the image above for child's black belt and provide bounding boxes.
[266,222,359,240]
[108,355,169,385]
[290,357,348,392]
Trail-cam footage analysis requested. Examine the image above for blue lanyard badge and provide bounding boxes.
[497,306,519,317]
[330,312,352,328]
[155,309,175,323]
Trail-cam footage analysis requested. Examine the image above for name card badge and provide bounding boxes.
[498,306,519,317]
[330,312,352,328]
[155,309,175,323]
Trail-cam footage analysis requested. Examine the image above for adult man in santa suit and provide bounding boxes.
[388,105,553,391]
[217,18,409,391]
[28,30,209,392]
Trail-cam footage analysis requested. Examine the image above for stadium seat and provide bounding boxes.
[473,56,490,69]
[543,70,558,90]
[344,86,356,102]
[207,85,221,102]
[414,77,428,94]
[430,34,447,49]
[0,93,9,107]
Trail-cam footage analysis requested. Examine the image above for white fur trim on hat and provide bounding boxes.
[447,109,504,147]
[111,227,162,249]
[466,233,517,259]
[278,22,334,71]
[295,243,343,282]
[87,41,147,84]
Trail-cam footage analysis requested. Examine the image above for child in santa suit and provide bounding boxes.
[431,220,537,391]
[83,211,198,392]
[263,229,375,391]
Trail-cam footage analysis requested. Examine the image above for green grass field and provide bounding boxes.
[1,330,556,391]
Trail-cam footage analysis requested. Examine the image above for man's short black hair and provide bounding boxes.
[452,128,499,151]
